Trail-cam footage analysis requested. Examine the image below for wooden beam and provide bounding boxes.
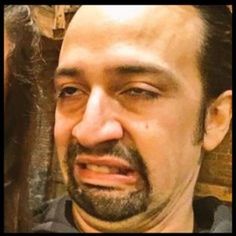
[31,5,80,40]
[31,6,55,39]
[195,182,232,203]
[53,5,66,39]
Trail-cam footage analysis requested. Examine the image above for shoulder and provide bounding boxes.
[32,195,78,233]
[193,196,232,233]
[33,195,69,220]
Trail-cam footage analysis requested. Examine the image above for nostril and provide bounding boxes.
[72,119,123,148]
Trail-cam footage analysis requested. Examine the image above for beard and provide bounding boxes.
[65,141,150,222]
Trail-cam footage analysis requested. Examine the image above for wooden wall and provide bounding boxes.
[195,125,232,202]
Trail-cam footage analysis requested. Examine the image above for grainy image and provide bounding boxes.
[4,5,232,233]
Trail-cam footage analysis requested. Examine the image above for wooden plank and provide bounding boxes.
[31,6,55,39]
[31,5,80,40]
[53,6,66,30]
[195,182,232,203]
[197,128,232,187]
[53,6,66,39]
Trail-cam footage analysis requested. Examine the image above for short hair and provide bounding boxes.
[194,6,232,102]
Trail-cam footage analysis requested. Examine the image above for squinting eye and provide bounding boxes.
[124,87,159,99]
[58,86,79,98]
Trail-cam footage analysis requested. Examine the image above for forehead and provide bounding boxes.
[59,5,205,81]
[61,6,204,48]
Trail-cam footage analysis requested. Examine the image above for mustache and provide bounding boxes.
[67,141,148,174]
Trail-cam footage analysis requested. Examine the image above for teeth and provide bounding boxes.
[86,164,119,174]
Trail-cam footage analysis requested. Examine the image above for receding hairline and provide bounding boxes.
[61,5,207,64]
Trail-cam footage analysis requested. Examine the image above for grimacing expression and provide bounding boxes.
[54,6,205,222]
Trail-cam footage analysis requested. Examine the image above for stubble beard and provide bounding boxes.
[65,142,151,222]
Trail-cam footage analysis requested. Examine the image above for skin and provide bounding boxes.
[54,6,232,232]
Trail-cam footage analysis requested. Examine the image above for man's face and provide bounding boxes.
[55,6,205,224]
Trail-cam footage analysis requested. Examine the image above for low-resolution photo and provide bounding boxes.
[4,5,232,233]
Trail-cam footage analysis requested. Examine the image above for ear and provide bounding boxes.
[203,90,232,151]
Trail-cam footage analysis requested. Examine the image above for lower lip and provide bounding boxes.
[74,165,139,188]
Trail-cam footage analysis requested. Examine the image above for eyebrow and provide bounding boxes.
[54,64,179,90]
[108,64,174,77]
[54,67,83,79]
[109,64,179,89]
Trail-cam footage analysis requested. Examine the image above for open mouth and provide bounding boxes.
[73,155,139,189]
[79,163,133,175]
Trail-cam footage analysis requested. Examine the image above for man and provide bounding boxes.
[33,5,232,232]
[4,5,42,232]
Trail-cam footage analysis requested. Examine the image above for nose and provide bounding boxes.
[72,89,123,148]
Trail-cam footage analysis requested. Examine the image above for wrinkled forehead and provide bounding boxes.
[59,5,205,69]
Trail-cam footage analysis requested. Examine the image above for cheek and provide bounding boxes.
[54,111,76,183]
[128,107,201,196]
[54,111,75,150]
[132,107,199,164]
[134,123,178,193]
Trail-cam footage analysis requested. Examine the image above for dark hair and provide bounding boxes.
[4,5,42,232]
[4,5,41,181]
[194,6,232,102]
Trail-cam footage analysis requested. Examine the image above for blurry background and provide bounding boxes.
[27,5,232,212]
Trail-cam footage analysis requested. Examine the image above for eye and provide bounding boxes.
[57,86,81,98]
[123,87,159,100]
